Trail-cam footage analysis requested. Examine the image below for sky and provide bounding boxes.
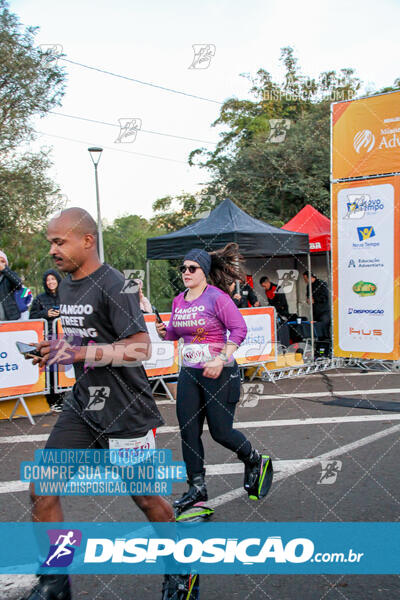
[10,0,400,224]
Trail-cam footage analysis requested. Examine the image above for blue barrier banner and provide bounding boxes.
[0,522,398,575]
[20,450,186,496]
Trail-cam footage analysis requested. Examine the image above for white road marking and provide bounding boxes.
[315,371,391,378]
[0,574,36,598]
[1,413,400,445]
[248,388,400,401]
[155,386,400,405]
[0,434,49,444]
[208,423,400,509]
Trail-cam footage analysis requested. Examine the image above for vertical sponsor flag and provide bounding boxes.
[332,176,400,358]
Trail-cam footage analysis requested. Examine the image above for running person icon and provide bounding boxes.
[23,208,174,600]
[45,531,77,566]
[156,244,273,514]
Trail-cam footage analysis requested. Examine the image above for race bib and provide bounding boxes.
[182,343,212,365]
[108,429,156,450]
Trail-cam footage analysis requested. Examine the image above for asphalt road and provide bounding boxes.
[0,367,399,599]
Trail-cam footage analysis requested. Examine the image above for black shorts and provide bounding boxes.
[45,407,109,450]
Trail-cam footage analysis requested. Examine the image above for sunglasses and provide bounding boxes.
[179,265,201,274]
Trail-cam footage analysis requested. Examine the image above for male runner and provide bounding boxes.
[23,208,174,600]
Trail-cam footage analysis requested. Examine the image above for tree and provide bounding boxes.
[188,47,363,220]
[0,0,66,243]
[151,192,217,232]
[103,215,176,311]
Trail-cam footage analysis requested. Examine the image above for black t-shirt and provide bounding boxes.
[58,264,164,436]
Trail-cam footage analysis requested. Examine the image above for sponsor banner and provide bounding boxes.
[0,320,48,399]
[332,90,400,180]
[143,314,178,377]
[54,316,179,391]
[0,522,398,575]
[332,176,400,358]
[54,308,276,389]
[234,307,276,365]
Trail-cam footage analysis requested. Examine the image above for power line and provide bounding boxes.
[60,58,223,105]
[37,130,189,164]
[48,111,217,145]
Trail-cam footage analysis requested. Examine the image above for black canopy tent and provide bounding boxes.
[146,199,315,353]
[145,199,318,356]
[146,198,309,260]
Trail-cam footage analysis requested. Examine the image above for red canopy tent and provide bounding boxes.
[282,204,330,252]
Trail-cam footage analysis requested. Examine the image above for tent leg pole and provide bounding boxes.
[146,260,151,302]
[326,251,331,294]
[307,253,314,360]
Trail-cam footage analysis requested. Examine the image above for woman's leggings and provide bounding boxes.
[176,362,252,477]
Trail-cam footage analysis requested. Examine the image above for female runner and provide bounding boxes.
[156,244,272,509]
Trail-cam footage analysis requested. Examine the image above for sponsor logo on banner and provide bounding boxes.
[352,281,377,297]
[347,257,384,269]
[349,327,382,337]
[344,194,384,219]
[357,226,375,241]
[42,529,82,567]
[352,225,379,249]
[353,130,375,154]
[332,92,400,179]
[348,308,384,315]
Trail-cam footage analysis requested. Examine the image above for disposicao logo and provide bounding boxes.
[352,281,377,297]
[353,129,375,154]
[84,535,315,565]
[357,226,375,242]
[42,529,82,567]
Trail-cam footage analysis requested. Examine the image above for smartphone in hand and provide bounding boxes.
[152,305,164,324]
[16,341,42,359]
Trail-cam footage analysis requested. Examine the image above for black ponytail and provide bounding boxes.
[208,243,246,294]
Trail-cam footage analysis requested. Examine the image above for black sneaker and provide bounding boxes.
[243,450,273,500]
[162,573,199,599]
[173,473,207,514]
[51,402,63,413]
[21,574,71,600]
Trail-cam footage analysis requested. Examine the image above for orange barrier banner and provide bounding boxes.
[54,315,179,391]
[332,176,400,358]
[143,314,179,377]
[332,90,400,180]
[0,320,47,399]
[54,320,77,391]
[52,306,276,391]
[234,307,277,365]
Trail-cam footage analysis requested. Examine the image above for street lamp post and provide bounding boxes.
[88,147,104,263]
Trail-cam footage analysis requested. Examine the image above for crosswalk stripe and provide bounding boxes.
[0,413,400,445]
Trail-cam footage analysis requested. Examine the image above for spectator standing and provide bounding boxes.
[0,250,23,321]
[30,269,63,412]
[259,276,289,320]
[230,280,260,308]
[303,271,331,338]
[134,278,152,313]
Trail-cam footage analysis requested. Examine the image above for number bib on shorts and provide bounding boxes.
[108,429,156,450]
